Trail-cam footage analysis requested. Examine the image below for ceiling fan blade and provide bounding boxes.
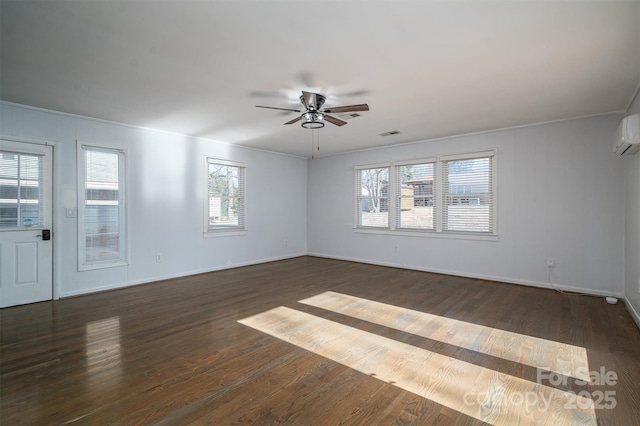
[324,115,348,127]
[332,89,370,97]
[256,105,301,113]
[250,90,285,98]
[284,116,302,125]
[322,104,369,114]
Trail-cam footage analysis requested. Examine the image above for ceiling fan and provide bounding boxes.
[256,91,369,129]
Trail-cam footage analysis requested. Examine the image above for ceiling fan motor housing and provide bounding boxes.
[300,92,326,110]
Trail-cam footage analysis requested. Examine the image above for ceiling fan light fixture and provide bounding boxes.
[301,111,325,129]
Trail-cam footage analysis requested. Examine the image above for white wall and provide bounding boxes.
[308,114,625,295]
[0,100,631,303]
[624,92,640,323]
[1,102,307,297]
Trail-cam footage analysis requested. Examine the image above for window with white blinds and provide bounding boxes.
[442,154,493,233]
[355,165,390,228]
[206,159,246,232]
[396,162,435,230]
[355,151,495,236]
[0,151,44,228]
[78,145,127,269]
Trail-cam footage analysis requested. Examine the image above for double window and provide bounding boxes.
[356,151,495,235]
[205,158,246,233]
[78,144,127,269]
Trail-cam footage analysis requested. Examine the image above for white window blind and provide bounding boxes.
[356,166,390,228]
[0,151,44,228]
[206,159,245,231]
[396,162,435,230]
[80,146,126,267]
[442,155,493,233]
[355,152,496,236]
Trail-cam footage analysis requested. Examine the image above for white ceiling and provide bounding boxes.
[1,1,639,158]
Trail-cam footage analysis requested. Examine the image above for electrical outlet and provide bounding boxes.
[156,253,163,262]
[546,257,555,268]
[638,279,640,294]
[394,245,399,253]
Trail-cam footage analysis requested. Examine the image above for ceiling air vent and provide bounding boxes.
[338,113,361,120]
[380,130,400,136]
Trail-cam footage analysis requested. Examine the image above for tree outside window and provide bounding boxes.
[357,166,389,227]
[207,160,245,231]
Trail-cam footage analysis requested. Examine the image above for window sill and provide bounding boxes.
[79,260,128,271]
[203,229,248,238]
[353,228,499,242]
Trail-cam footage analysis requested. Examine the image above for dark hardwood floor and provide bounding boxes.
[1,256,639,425]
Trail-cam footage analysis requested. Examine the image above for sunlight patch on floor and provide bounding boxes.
[299,291,589,381]
[239,306,595,425]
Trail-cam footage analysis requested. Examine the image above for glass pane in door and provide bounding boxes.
[0,151,43,228]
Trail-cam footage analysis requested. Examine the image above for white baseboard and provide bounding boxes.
[623,297,640,330]
[307,252,625,299]
[308,252,640,331]
[59,253,306,298]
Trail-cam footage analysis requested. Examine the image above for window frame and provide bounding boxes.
[441,150,495,235]
[354,163,391,230]
[77,142,128,271]
[203,157,247,237]
[354,150,497,240]
[394,158,437,232]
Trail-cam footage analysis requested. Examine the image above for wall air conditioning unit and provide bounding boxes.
[613,113,640,155]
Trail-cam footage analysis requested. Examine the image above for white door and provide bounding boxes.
[0,140,53,308]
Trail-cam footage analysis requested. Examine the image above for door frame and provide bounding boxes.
[0,135,59,302]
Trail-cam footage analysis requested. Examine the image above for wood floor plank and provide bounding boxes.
[1,256,639,425]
